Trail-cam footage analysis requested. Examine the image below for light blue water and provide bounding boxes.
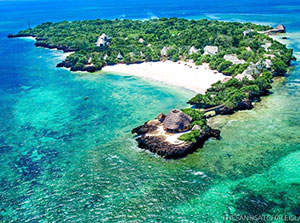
[0,0,300,222]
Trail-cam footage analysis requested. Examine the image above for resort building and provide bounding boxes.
[163,109,192,133]
[203,45,219,55]
[117,52,123,60]
[95,33,110,47]
[188,46,199,55]
[224,54,246,65]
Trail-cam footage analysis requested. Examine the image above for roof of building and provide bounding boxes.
[163,109,192,131]
[224,54,246,65]
[203,46,219,55]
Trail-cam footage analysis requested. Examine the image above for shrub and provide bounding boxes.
[179,130,201,143]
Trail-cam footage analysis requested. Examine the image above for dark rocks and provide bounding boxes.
[266,24,286,35]
[56,60,71,68]
[82,66,97,72]
[217,99,253,115]
[57,60,100,73]
[156,113,166,122]
[34,42,77,53]
[131,122,158,135]
[7,34,36,38]
[238,99,253,110]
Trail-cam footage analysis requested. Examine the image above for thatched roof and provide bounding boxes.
[264,59,273,69]
[236,63,259,81]
[224,54,246,65]
[96,37,105,47]
[243,30,252,36]
[188,46,199,55]
[262,42,272,51]
[117,52,123,60]
[163,109,192,131]
[161,46,169,57]
[203,46,219,55]
[96,33,110,47]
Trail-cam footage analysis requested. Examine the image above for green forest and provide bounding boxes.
[11,18,288,71]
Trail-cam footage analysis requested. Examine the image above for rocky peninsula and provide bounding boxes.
[132,111,220,159]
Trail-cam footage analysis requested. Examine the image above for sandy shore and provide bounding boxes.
[102,60,227,93]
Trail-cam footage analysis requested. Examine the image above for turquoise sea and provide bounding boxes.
[0,0,300,222]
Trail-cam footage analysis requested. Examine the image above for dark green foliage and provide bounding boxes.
[223,63,249,76]
[15,18,274,70]
[181,108,207,127]
[179,130,201,143]
[181,108,204,120]
[190,120,207,128]
[272,58,288,75]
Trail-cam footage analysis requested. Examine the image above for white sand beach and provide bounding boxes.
[102,60,227,93]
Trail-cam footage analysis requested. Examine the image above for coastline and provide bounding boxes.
[8,20,295,159]
[11,35,227,93]
[102,61,227,94]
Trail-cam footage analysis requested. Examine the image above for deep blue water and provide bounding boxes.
[0,0,300,222]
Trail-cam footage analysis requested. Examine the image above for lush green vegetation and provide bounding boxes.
[188,72,274,109]
[13,18,277,71]
[179,130,201,143]
[181,108,207,128]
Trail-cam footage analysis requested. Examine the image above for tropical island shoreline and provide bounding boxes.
[102,61,227,94]
[8,18,296,159]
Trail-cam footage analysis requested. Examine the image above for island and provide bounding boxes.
[8,18,295,158]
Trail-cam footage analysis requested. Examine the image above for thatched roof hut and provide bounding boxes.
[163,109,192,133]
[188,46,199,55]
[224,54,246,65]
[140,51,145,59]
[96,33,111,47]
[161,46,171,57]
[117,52,123,60]
[203,46,219,55]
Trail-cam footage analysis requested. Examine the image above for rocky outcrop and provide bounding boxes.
[216,99,253,115]
[7,34,94,71]
[266,24,286,35]
[34,42,77,53]
[8,33,36,38]
[132,113,220,159]
[133,126,220,159]
[56,60,100,72]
